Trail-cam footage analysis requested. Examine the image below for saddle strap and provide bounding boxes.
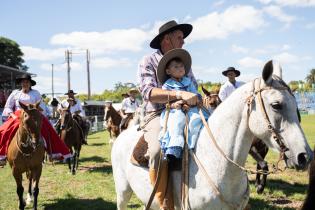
[145,152,164,210]
[181,113,190,210]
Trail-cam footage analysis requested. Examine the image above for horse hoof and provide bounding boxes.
[72,171,76,175]
[256,185,264,194]
[26,193,32,205]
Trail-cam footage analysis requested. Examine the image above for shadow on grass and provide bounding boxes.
[263,178,307,196]
[89,142,106,146]
[43,196,116,210]
[249,197,296,210]
[80,156,106,163]
[79,163,113,174]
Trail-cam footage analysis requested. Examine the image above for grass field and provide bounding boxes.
[0,115,314,210]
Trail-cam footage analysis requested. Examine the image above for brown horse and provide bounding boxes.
[301,146,315,210]
[202,86,269,194]
[103,103,140,144]
[7,101,44,210]
[103,103,122,144]
[60,105,83,175]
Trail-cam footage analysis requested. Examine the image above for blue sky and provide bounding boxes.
[1,0,315,95]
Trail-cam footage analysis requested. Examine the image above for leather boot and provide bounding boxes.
[163,172,174,210]
[149,161,174,210]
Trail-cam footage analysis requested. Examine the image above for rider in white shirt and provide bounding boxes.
[218,67,245,101]
[120,88,140,131]
[58,90,88,144]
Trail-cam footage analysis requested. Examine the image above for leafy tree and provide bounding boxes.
[305,69,315,85]
[0,37,28,70]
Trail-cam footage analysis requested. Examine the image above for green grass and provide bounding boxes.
[0,115,314,210]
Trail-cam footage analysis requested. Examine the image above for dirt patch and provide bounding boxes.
[270,196,303,209]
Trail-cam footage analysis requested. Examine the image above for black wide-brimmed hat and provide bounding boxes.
[157,48,191,84]
[222,67,241,77]
[16,74,36,86]
[64,90,77,95]
[150,20,193,49]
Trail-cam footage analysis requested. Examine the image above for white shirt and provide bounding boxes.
[40,102,52,117]
[2,89,42,117]
[121,97,140,114]
[60,98,85,117]
[219,80,245,101]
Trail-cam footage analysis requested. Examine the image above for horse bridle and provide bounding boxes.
[16,109,43,157]
[247,77,291,153]
[61,110,74,132]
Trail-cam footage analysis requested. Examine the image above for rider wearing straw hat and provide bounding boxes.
[137,20,199,210]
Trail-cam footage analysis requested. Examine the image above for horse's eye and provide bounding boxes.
[271,102,282,110]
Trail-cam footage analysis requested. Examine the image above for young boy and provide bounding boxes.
[157,48,203,159]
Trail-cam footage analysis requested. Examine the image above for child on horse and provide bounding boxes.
[157,48,203,159]
[0,74,71,166]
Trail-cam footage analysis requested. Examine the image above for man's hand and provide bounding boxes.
[179,91,199,106]
[10,113,17,120]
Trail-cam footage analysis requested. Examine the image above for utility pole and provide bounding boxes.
[86,49,91,100]
[65,50,72,91]
[51,64,54,98]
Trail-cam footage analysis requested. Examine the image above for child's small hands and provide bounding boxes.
[171,100,184,110]
[182,104,190,112]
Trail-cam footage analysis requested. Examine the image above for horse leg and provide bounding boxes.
[13,170,26,210]
[26,172,33,205]
[72,151,77,175]
[32,167,42,210]
[76,146,81,170]
[249,146,268,194]
[68,147,73,172]
[116,180,133,210]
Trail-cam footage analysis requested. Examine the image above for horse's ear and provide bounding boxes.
[272,60,283,79]
[262,60,273,85]
[19,101,28,110]
[201,86,210,96]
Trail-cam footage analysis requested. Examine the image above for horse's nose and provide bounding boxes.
[296,152,308,170]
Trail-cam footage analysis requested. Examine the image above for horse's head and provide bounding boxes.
[19,101,43,147]
[202,86,221,110]
[60,104,73,130]
[104,103,113,122]
[248,60,313,170]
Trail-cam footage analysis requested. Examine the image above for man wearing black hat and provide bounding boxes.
[137,20,199,210]
[218,67,245,101]
[59,90,88,145]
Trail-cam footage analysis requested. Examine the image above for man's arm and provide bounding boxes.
[149,88,199,106]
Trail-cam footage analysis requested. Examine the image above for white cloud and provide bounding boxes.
[50,29,150,53]
[281,44,291,50]
[21,46,65,61]
[238,57,264,68]
[91,57,132,69]
[258,0,273,4]
[188,5,266,42]
[231,44,249,53]
[259,0,315,7]
[272,52,299,64]
[263,5,296,28]
[305,22,315,29]
[212,0,225,7]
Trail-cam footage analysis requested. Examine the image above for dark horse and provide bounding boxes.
[7,101,44,210]
[301,146,315,210]
[60,105,83,175]
[202,86,269,194]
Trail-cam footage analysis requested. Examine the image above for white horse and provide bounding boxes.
[111,60,313,210]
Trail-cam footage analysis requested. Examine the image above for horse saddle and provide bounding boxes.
[130,135,182,171]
